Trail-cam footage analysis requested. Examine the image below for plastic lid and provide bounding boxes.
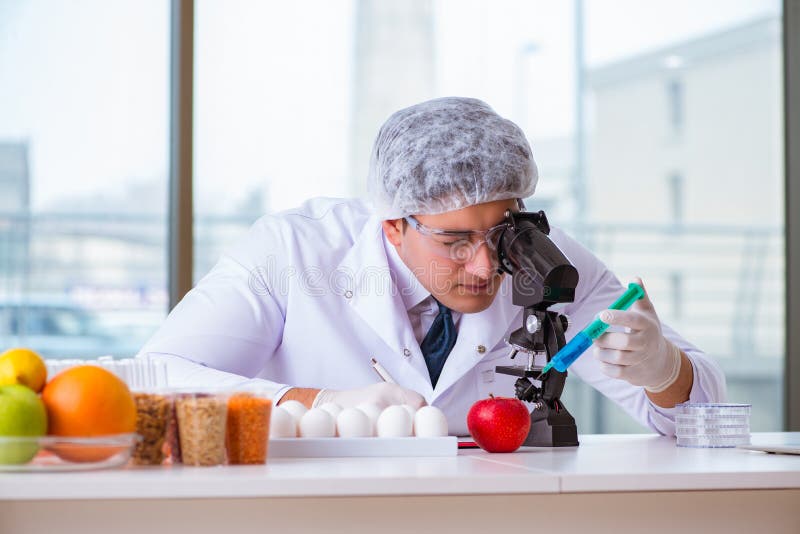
[45,355,169,389]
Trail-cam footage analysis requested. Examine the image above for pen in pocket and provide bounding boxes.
[370,357,396,383]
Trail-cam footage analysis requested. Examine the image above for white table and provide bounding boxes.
[2,433,799,534]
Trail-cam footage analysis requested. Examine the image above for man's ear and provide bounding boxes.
[381,219,404,246]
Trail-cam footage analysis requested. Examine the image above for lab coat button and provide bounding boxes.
[477,345,486,354]
[403,348,412,358]
[344,290,353,299]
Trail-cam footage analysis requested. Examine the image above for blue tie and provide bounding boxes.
[420,300,458,388]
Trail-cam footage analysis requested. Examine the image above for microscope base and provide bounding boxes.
[524,405,579,447]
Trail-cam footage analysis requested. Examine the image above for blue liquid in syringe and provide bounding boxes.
[540,283,645,375]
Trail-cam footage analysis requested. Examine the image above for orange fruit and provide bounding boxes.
[41,365,137,462]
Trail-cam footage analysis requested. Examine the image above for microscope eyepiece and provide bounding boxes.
[496,210,579,307]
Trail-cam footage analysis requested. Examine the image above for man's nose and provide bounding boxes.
[464,241,496,277]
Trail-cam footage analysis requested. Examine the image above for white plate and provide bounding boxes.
[269,436,457,457]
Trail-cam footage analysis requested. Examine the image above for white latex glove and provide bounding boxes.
[593,278,683,393]
[312,382,427,409]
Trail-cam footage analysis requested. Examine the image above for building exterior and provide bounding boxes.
[348,0,435,197]
[575,16,783,431]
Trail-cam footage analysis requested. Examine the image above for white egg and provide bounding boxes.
[376,405,413,437]
[413,406,448,437]
[299,408,336,438]
[355,402,382,435]
[319,402,343,419]
[280,400,309,423]
[336,408,372,438]
[270,406,297,438]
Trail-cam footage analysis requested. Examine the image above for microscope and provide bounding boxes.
[494,209,580,447]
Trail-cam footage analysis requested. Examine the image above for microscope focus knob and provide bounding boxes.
[559,315,571,333]
[525,314,540,334]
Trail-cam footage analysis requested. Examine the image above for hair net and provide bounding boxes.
[367,97,538,219]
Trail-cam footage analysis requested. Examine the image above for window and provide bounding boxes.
[578,0,784,432]
[2,0,789,433]
[0,0,170,358]
[194,0,784,432]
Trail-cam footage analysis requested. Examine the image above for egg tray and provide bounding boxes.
[268,436,458,457]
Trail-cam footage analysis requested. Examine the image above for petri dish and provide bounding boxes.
[676,425,750,436]
[675,414,750,427]
[676,434,751,448]
[676,403,751,416]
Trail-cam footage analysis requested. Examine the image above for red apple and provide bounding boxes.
[466,395,530,453]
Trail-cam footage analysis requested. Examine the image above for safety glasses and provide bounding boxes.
[404,215,510,264]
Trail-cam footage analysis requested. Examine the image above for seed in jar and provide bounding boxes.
[226,393,271,465]
[132,392,171,465]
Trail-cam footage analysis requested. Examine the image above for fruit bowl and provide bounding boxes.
[0,433,140,472]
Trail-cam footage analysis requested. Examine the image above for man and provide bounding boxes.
[140,97,725,436]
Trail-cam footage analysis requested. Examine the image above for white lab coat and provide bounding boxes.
[140,197,726,436]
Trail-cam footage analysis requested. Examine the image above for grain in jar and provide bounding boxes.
[175,393,228,466]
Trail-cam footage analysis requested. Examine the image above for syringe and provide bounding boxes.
[539,283,645,376]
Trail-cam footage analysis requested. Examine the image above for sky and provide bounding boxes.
[0,0,781,214]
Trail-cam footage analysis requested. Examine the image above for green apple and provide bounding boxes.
[0,384,48,464]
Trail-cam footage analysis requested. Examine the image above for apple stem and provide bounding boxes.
[489,393,494,399]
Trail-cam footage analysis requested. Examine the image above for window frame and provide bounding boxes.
[783,0,799,431]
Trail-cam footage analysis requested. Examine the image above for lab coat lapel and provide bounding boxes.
[431,274,520,401]
[336,216,434,396]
